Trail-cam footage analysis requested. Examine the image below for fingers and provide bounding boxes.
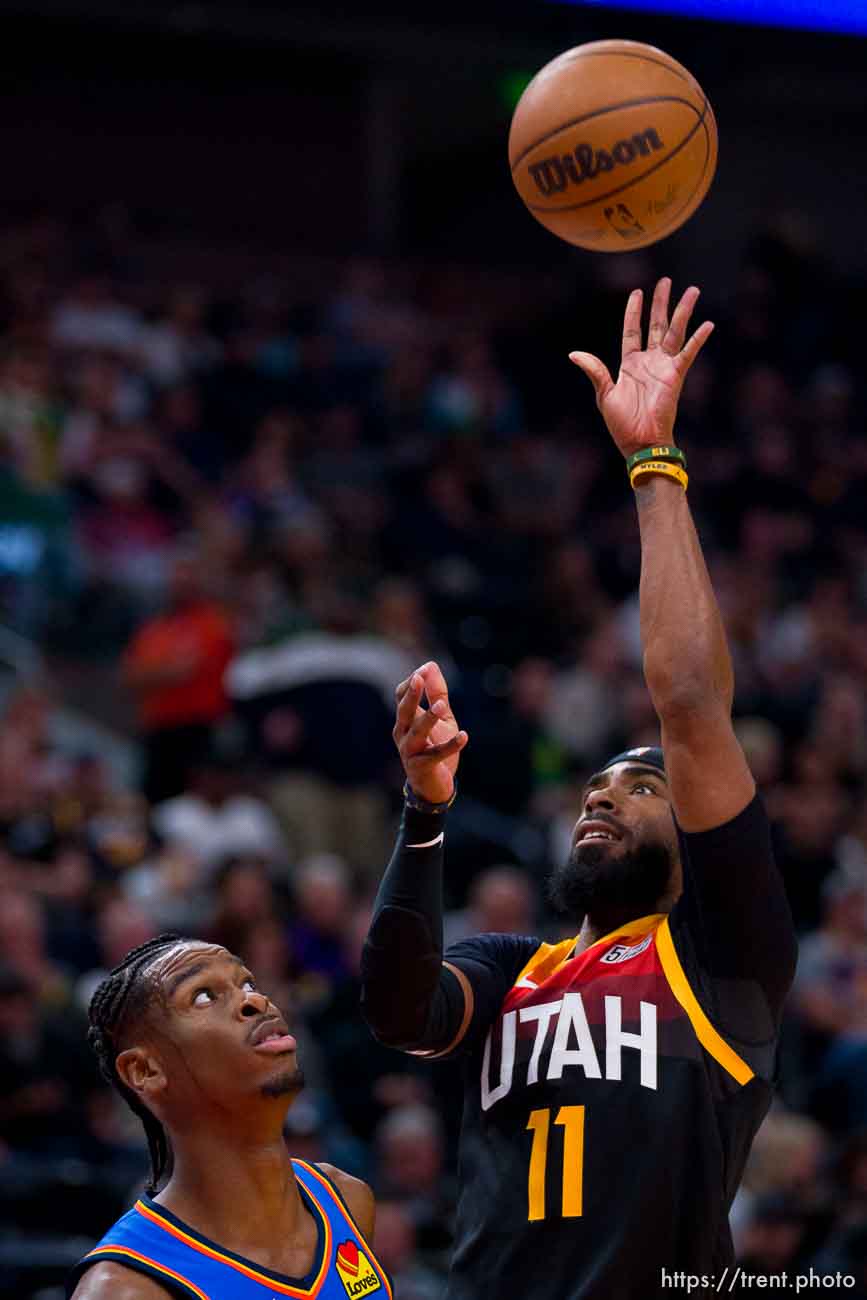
[394,670,424,733]
[647,277,671,349]
[663,284,701,356]
[620,287,644,362]
[677,319,715,372]
[569,351,614,406]
[393,662,456,750]
[417,660,451,710]
[405,696,447,747]
[408,731,468,764]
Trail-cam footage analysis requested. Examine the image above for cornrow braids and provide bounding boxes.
[88,932,190,1195]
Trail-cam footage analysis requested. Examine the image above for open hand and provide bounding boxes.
[393,661,467,805]
[569,278,714,458]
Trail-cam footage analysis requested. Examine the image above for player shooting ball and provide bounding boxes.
[361,279,797,1300]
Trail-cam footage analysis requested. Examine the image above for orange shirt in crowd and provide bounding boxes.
[123,602,235,731]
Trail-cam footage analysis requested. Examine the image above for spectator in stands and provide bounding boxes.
[443,864,536,948]
[152,747,285,878]
[796,870,867,1130]
[0,963,97,1158]
[228,587,411,876]
[223,411,314,543]
[426,331,522,439]
[773,752,850,930]
[0,345,63,489]
[121,838,203,935]
[545,613,630,766]
[0,451,77,636]
[0,890,68,1007]
[731,1109,829,1258]
[139,284,221,389]
[459,657,566,816]
[60,355,147,481]
[288,854,355,993]
[373,1104,454,1255]
[34,837,101,978]
[76,430,180,612]
[122,548,235,803]
[51,273,143,358]
[737,1195,811,1280]
[371,1200,443,1300]
[205,854,281,959]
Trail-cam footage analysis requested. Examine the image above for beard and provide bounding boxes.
[261,1061,305,1099]
[547,837,674,929]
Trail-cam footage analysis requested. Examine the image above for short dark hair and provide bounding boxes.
[87,933,189,1194]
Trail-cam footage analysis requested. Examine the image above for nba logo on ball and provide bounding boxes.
[509,40,718,251]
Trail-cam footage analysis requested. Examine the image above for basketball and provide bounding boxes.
[508,40,718,252]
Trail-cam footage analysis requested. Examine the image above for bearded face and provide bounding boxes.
[547,835,675,929]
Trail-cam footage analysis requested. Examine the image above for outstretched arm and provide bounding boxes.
[361,662,472,1053]
[571,277,751,831]
[572,280,796,1036]
[360,663,533,1057]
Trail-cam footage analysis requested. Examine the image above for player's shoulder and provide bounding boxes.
[445,930,542,972]
[311,1162,375,1238]
[69,1260,172,1299]
[676,789,771,858]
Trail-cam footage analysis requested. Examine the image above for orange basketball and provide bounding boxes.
[508,40,718,252]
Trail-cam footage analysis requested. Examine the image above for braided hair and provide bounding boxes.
[88,933,189,1195]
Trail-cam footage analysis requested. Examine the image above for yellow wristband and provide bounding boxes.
[629,460,688,491]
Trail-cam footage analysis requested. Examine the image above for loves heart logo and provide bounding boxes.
[336,1242,359,1276]
[335,1240,381,1296]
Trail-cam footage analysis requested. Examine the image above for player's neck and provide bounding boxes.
[157,1119,304,1255]
[574,914,611,954]
[573,905,664,954]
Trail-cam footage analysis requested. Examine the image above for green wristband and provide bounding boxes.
[626,445,686,475]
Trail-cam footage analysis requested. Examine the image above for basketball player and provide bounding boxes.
[361,279,797,1299]
[68,935,391,1299]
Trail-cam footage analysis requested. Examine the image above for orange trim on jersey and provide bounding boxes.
[135,1193,332,1297]
[513,937,576,988]
[514,914,667,988]
[84,1244,210,1299]
[587,913,667,954]
[655,917,754,1086]
[294,1161,393,1300]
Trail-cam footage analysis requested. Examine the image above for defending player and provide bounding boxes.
[360,279,798,1299]
[68,935,390,1300]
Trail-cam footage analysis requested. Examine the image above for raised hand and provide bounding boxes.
[569,277,714,458]
[392,661,467,805]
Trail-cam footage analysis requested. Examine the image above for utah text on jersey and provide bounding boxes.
[480,913,753,1112]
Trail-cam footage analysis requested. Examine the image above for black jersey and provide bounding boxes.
[429,795,796,1300]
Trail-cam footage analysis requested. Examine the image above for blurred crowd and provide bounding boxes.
[1,206,867,1297]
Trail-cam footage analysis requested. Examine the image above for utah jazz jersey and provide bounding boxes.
[437,796,796,1300]
[67,1160,392,1300]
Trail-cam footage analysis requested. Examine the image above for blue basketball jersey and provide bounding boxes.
[67,1159,392,1300]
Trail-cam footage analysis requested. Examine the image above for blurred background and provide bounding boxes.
[0,0,866,1295]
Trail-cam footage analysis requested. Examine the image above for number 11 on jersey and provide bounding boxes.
[526,1106,585,1221]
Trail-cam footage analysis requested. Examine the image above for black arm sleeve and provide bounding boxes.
[360,807,539,1057]
[668,792,798,1051]
[360,805,465,1051]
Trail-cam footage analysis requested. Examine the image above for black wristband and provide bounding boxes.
[403,780,457,814]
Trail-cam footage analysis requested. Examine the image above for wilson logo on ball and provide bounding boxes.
[527,128,665,198]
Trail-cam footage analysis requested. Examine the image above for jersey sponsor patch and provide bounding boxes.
[335,1240,382,1297]
[600,934,653,964]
